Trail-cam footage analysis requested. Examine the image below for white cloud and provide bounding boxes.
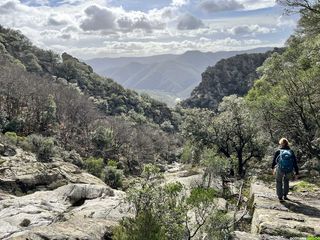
[80,5,116,31]
[0,0,295,59]
[228,24,275,35]
[177,13,205,30]
[277,15,297,27]
[199,0,244,13]
[62,37,271,59]
[238,0,276,10]
[171,0,189,7]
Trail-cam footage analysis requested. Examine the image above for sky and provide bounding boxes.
[0,0,298,59]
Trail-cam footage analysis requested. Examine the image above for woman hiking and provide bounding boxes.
[272,138,299,202]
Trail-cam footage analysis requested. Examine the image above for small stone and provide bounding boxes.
[20,219,31,227]
[310,170,320,177]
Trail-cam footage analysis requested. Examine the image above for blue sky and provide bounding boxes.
[0,0,298,59]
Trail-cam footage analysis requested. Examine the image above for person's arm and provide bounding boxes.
[292,150,299,175]
[272,150,279,169]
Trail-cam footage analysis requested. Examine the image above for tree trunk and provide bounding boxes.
[237,152,244,177]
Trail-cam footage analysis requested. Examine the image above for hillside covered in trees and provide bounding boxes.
[181,49,284,110]
[0,25,177,130]
[0,25,181,179]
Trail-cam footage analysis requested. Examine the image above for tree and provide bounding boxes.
[212,95,265,176]
[278,0,320,35]
[182,97,266,177]
[247,37,320,158]
[201,148,231,191]
[278,0,320,14]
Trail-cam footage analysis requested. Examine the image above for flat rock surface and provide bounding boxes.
[232,231,298,240]
[250,180,320,238]
[0,184,129,240]
[164,163,222,191]
[0,148,104,194]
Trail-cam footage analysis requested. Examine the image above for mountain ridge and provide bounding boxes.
[86,47,274,101]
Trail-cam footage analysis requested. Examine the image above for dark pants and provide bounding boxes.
[276,167,293,199]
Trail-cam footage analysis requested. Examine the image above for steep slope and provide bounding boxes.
[0,25,176,129]
[86,48,272,99]
[181,48,284,110]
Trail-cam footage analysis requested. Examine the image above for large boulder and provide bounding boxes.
[0,184,129,240]
[250,181,320,238]
[0,148,104,194]
[232,231,293,240]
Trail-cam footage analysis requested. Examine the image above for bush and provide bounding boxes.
[103,166,124,189]
[4,132,26,146]
[27,134,56,162]
[4,132,18,145]
[62,150,84,168]
[85,157,104,177]
[91,126,113,151]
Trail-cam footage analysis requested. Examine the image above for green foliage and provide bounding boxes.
[201,148,231,189]
[247,28,320,158]
[4,132,18,145]
[42,94,57,131]
[182,97,266,177]
[27,134,56,162]
[292,181,319,193]
[85,157,104,178]
[205,211,232,240]
[103,166,124,189]
[114,211,167,240]
[62,150,84,168]
[107,159,118,167]
[0,25,181,175]
[187,187,217,206]
[91,126,113,151]
[116,164,230,240]
[181,50,283,110]
[181,141,195,164]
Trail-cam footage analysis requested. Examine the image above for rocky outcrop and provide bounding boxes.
[0,184,129,240]
[248,181,320,239]
[181,48,284,110]
[0,148,104,195]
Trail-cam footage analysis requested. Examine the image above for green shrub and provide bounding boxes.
[28,134,56,162]
[62,150,84,168]
[4,132,18,145]
[107,159,118,167]
[91,126,113,151]
[103,166,124,189]
[85,157,104,177]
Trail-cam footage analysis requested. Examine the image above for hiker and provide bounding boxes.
[272,138,299,202]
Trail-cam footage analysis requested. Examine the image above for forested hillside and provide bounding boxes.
[0,25,181,180]
[181,49,283,110]
[0,25,177,130]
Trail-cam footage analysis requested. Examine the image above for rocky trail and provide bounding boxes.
[234,180,320,240]
[1,144,319,240]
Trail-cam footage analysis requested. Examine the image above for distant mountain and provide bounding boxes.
[86,48,273,101]
[181,48,284,110]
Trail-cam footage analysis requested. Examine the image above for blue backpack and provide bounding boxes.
[277,149,294,173]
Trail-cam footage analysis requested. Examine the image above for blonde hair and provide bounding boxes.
[279,138,289,147]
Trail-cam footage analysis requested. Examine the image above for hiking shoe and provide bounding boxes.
[284,196,289,200]
[278,197,284,202]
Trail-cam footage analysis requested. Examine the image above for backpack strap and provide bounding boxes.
[276,149,282,164]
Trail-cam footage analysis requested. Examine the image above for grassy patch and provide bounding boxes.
[292,181,319,193]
